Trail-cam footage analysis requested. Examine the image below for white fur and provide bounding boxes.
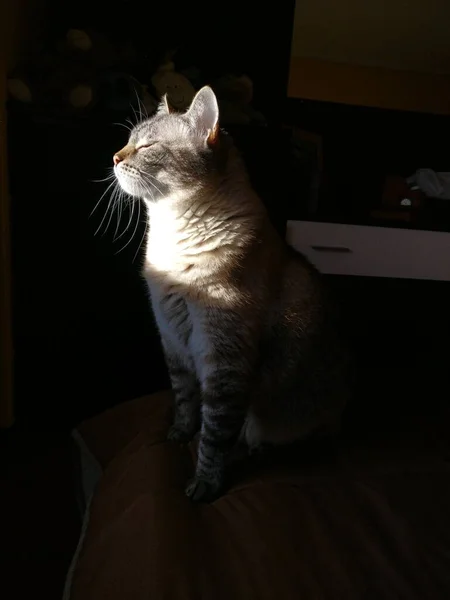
[142,193,248,393]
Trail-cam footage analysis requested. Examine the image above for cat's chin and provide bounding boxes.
[114,172,144,198]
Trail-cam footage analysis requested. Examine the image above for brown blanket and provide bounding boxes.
[66,391,450,599]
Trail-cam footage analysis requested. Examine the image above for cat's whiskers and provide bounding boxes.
[113,188,126,241]
[95,188,116,236]
[133,84,148,123]
[114,190,137,243]
[115,197,142,256]
[130,103,139,126]
[93,162,147,241]
[130,92,148,127]
[114,196,134,242]
[90,178,117,218]
[94,180,122,236]
[113,122,132,133]
[140,180,156,202]
[102,184,122,237]
[135,221,148,264]
[142,175,163,199]
[139,183,154,203]
[132,205,149,264]
[91,169,115,184]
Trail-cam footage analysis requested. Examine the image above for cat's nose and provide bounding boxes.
[113,154,122,166]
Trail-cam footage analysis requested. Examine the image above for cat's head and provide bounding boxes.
[113,86,221,201]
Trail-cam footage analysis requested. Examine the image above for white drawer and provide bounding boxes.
[286,220,450,281]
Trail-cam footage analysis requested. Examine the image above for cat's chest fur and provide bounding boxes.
[143,202,191,345]
[147,280,209,378]
[143,199,237,371]
[144,200,220,275]
[151,285,192,350]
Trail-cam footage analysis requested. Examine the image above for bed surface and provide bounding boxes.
[65,390,450,599]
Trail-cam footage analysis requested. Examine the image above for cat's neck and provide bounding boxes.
[143,184,264,278]
[143,145,259,222]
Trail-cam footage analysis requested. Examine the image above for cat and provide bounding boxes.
[113,86,350,502]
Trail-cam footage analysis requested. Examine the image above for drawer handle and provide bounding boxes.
[311,245,352,253]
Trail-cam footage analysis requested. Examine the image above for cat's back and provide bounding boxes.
[270,244,330,335]
[249,244,350,446]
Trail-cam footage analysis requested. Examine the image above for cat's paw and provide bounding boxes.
[185,476,222,503]
[167,424,195,444]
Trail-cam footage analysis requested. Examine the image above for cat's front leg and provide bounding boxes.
[185,311,255,502]
[186,380,249,502]
[164,345,200,443]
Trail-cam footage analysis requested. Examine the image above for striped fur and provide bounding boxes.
[114,87,351,502]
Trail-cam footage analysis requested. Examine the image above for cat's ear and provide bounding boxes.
[187,86,219,144]
[156,94,172,115]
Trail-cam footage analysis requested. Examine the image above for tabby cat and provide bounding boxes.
[113,86,350,502]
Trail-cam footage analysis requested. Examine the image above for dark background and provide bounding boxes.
[8,0,297,429]
[7,0,450,432]
[3,2,450,599]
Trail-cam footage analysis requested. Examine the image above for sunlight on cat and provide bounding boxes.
[144,200,187,272]
[143,199,244,307]
[104,86,350,502]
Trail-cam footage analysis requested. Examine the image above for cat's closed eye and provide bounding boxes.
[136,143,154,151]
